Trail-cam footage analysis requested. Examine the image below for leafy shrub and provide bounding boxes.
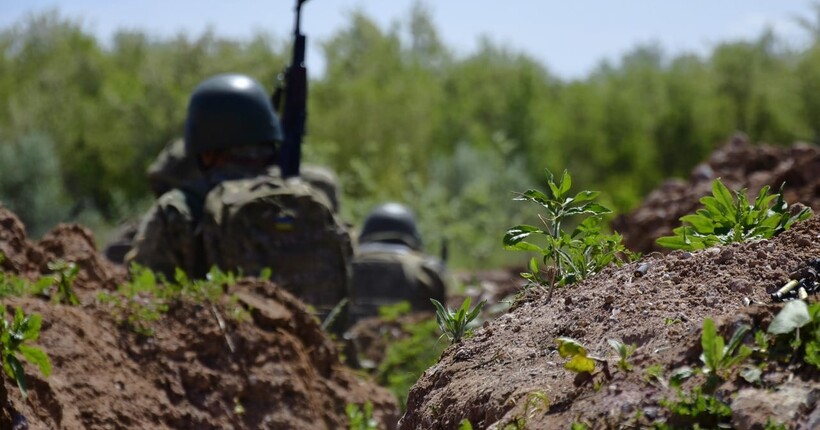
[505,169,635,301]
[1,307,52,400]
[0,134,70,238]
[657,179,812,250]
[430,297,485,343]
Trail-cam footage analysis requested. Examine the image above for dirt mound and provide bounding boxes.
[1,215,399,429]
[613,134,820,254]
[400,215,820,429]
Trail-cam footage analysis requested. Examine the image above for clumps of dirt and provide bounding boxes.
[613,134,820,254]
[0,206,127,287]
[0,209,399,429]
[400,215,820,429]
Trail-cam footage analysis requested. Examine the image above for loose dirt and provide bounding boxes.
[400,138,820,429]
[0,206,399,430]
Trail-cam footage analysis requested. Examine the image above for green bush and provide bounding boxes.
[657,179,812,250]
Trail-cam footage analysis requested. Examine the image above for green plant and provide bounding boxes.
[644,364,667,388]
[700,318,752,381]
[458,419,474,430]
[378,301,412,322]
[430,297,485,343]
[555,337,601,374]
[657,179,812,250]
[766,299,820,369]
[376,318,445,411]
[1,307,52,400]
[657,386,732,429]
[504,169,635,302]
[608,338,637,372]
[346,402,377,430]
[47,260,80,305]
[98,265,242,336]
[98,264,167,336]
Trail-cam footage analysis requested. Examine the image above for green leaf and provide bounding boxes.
[21,313,42,342]
[503,225,541,246]
[558,170,572,197]
[556,337,586,358]
[8,354,28,399]
[19,345,52,377]
[700,318,724,374]
[565,354,595,373]
[571,190,599,204]
[768,300,811,335]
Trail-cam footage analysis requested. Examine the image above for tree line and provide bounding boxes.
[2,4,819,268]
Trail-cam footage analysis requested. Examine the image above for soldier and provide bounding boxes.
[126,73,352,328]
[347,202,448,325]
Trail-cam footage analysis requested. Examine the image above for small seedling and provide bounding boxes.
[700,318,752,383]
[505,169,635,302]
[47,260,80,305]
[657,179,812,250]
[555,337,597,374]
[431,297,485,343]
[1,307,52,400]
[608,338,637,372]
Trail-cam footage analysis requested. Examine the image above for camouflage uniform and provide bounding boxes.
[104,137,341,264]
[125,73,351,329]
[347,203,448,325]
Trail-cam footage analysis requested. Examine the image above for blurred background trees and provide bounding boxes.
[1,5,818,268]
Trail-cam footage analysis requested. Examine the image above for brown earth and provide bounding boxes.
[399,136,820,429]
[614,133,820,255]
[0,206,399,429]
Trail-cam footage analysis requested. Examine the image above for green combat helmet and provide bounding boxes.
[185,73,283,156]
[358,202,423,250]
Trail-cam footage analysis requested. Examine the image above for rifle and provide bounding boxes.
[274,0,308,178]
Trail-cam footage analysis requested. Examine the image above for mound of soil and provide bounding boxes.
[0,207,399,429]
[614,134,820,254]
[400,215,820,429]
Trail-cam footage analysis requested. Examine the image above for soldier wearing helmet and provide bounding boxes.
[126,74,352,324]
[347,202,448,325]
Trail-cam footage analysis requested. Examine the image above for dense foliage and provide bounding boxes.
[2,5,819,267]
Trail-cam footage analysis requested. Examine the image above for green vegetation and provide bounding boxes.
[2,7,820,267]
[657,386,732,429]
[376,317,445,411]
[766,299,820,369]
[346,401,378,430]
[430,297,485,343]
[1,307,52,400]
[46,260,80,305]
[555,337,597,374]
[657,179,812,250]
[97,264,240,336]
[699,318,752,381]
[505,170,634,301]
[608,338,637,372]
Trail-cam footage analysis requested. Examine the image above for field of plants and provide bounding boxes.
[3,3,820,429]
[1,136,818,429]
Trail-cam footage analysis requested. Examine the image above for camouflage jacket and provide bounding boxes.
[348,241,448,324]
[126,170,352,322]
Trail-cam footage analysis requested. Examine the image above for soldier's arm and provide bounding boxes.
[125,190,199,279]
